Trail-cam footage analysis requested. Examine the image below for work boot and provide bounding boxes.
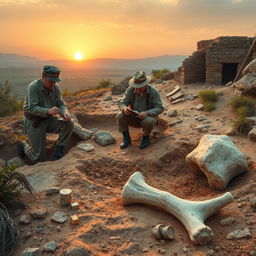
[120,131,131,149]
[18,141,26,158]
[52,145,65,161]
[139,135,150,149]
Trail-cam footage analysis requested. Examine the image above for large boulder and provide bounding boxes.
[160,72,174,81]
[111,76,132,95]
[185,134,248,190]
[234,58,256,95]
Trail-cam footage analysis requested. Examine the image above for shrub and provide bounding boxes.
[198,90,218,103]
[229,96,256,134]
[152,69,170,79]
[62,88,72,97]
[0,165,35,206]
[232,115,253,134]
[204,102,216,112]
[0,81,23,117]
[229,96,256,116]
[97,79,113,89]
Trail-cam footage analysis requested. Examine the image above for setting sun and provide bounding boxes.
[74,52,83,61]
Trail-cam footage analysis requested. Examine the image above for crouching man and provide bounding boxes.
[18,65,74,163]
[116,71,164,149]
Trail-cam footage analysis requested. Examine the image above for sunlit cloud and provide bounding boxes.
[0,0,39,4]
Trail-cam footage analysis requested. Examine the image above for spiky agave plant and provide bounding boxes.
[0,165,36,255]
[0,202,19,256]
[0,165,36,206]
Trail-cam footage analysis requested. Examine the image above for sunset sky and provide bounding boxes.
[0,0,255,60]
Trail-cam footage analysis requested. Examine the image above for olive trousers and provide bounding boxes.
[116,111,157,136]
[24,116,74,163]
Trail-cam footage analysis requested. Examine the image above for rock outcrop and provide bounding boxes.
[234,58,256,95]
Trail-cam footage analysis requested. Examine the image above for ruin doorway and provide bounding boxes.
[222,63,238,85]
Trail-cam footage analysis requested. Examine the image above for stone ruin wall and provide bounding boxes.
[175,36,256,85]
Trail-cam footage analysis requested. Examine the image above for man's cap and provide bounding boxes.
[129,71,151,88]
[43,65,61,82]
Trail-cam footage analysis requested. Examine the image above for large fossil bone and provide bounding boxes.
[121,172,234,245]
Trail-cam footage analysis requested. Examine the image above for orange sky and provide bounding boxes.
[0,0,255,60]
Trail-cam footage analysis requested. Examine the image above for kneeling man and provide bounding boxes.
[116,71,164,149]
[19,65,74,163]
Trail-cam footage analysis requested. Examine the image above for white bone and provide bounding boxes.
[121,172,234,245]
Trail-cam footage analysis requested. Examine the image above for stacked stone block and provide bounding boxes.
[176,36,255,85]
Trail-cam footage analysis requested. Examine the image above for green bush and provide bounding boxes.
[204,102,216,112]
[198,90,218,103]
[0,81,23,117]
[152,68,170,79]
[97,79,113,89]
[229,96,256,116]
[232,115,253,134]
[229,96,256,134]
[62,88,72,97]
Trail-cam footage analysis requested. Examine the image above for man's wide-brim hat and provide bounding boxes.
[43,65,62,82]
[129,71,151,88]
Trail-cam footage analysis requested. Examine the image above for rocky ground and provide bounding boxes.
[1,80,256,256]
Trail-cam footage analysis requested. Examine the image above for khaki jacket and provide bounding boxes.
[119,85,164,117]
[23,79,68,117]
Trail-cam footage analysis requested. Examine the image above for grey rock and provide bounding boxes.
[19,214,31,225]
[64,247,91,256]
[26,169,57,192]
[51,211,68,223]
[185,94,197,100]
[154,79,163,84]
[168,119,183,127]
[21,248,41,256]
[226,227,251,239]
[94,131,116,146]
[167,110,178,117]
[248,126,256,141]
[111,76,131,95]
[196,116,207,122]
[45,187,60,195]
[6,156,24,167]
[30,208,47,219]
[77,143,95,152]
[103,95,112,101]
[196,104,204,110]
[160,72,174,81]
[220,217,235,226]
[73,123,93,140]
[194,124,211,131]
[206,249,215,256]
[43,240,58,252]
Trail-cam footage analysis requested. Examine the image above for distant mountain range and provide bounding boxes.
[0,53,187,71]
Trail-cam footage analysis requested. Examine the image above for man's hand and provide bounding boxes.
[137,111,149,119]
[47,107,61,116]
[63,112,71,121]
[123,107,132,116]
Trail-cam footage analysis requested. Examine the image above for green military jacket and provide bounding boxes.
[23,79,68,117]
[119,85,164,117]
